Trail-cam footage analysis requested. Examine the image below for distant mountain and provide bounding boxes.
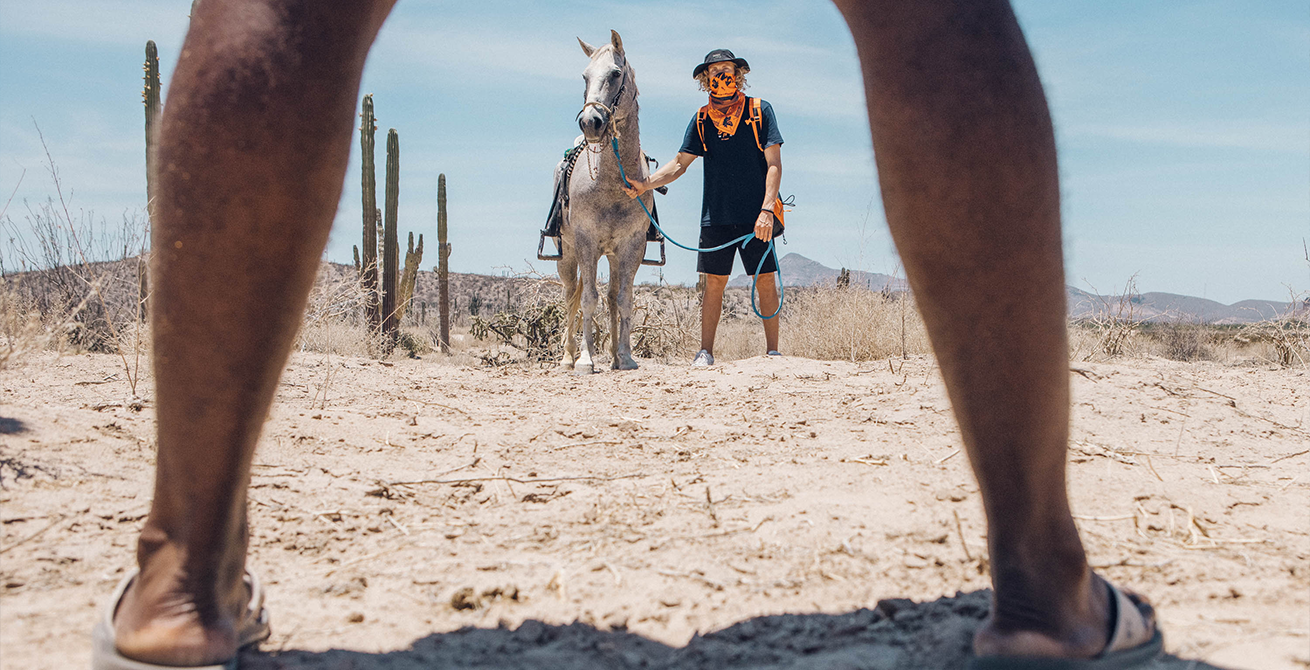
[727,253,907,291]
[724,254,1298,324]
[1066,288,1298,324]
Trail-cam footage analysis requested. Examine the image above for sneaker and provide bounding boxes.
[767,350,782,357]
[691,349,714,367]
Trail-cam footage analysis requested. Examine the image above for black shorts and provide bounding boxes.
[697,224,778,276]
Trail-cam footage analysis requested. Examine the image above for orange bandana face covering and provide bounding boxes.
[708,71,738,98]
[705,72,744,136]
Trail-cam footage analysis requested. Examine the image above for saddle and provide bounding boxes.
[539,145,667,264]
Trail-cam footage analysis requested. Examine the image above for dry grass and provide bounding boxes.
[7,228,1303,376]
[1,136,151,382]
[778,286,929,362]
[454,279,932,366]
[1,217,150,375]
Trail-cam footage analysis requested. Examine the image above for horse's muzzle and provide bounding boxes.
[578,108,608,142]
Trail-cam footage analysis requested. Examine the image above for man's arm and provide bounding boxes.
[623,152,698,198]
[754,144,783,241]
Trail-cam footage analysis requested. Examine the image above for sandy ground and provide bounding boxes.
[1,351,1306,669]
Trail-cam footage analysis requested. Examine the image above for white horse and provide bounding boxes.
[556,31,654,374]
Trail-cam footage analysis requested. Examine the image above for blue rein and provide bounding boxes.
[609,138,784,320]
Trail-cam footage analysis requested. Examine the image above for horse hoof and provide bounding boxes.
[614,358,639,371]
[573,363,595,376]
[557,361,575,373]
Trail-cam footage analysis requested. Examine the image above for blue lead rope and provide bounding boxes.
[610,138,784,320]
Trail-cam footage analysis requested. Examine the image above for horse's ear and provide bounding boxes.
[578,37,596,58]
[610,30,624,56]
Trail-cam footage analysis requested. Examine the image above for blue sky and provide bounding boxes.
[1,1,1306,304]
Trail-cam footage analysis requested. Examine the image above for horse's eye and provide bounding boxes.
[610,70,621,79]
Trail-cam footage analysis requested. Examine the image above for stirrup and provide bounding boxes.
[641,238,666,267]
[537,231,562,261]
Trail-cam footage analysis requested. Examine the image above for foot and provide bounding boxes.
[110,560,248,666]
[613,354,639,371]
[691,349,714,367]
[973,574,1156,660]
[766,350,782,357]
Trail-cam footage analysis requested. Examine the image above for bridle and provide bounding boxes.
[577,54,630,144]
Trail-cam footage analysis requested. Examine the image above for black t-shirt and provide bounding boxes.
[679,98,783,227]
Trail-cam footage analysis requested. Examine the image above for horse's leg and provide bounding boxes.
[556,249,579,370]
[605,255,621,368]
[610,235,642,370]
[574,240,600,375]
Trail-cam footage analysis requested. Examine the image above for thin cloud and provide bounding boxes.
[1073,121,1309,153]
[0,0,189,49]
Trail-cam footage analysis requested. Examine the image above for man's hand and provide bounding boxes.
[623,179,647,199]
[754,209,775,242]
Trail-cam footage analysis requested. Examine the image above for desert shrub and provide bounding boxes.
[1240,297,1309,367]
[1075,277,1143,361]
[1149,321,1215,362]
[631,284,699,361]
[777,285,929,361]
[295,262,383,357]
[470,276,566,364]
[398,329,434,357]
[471,300,565,363]
[1,195,150,370]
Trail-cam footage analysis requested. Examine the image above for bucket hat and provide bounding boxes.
[693,49,750,77]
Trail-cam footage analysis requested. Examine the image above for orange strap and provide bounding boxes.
[696,107,707,152]
[748,98,763,152]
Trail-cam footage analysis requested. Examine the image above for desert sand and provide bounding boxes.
[1,351,1306,669]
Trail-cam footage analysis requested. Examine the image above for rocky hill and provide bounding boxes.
[727,253,906,291]
[721,254,1300,324]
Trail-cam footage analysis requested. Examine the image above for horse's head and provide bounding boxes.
[577,30,632,144]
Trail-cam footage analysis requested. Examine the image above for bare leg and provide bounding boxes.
[699,273,729,355]
[113,0,396,665]
[833,0,1127,659]
[754,271,780,352]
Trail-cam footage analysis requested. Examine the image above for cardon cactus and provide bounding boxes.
[437,173,451,353]
[141,41,161,319]
[359,95,380,334]
[380,128,400,350]
[397,232,424,322]
[143,41,161,219]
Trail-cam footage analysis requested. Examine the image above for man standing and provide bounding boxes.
[623,49,785,366]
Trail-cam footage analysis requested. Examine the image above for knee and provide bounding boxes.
[704,275,730,292]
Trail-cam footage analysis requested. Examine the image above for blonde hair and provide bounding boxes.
[695,65,749,93]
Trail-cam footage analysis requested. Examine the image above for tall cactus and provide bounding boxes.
[397,231,424,322]
[141,41,161,320]
[143,41,161,221]
[359,95,380,335]
[437,173,451,353]
[380,128,400,351]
